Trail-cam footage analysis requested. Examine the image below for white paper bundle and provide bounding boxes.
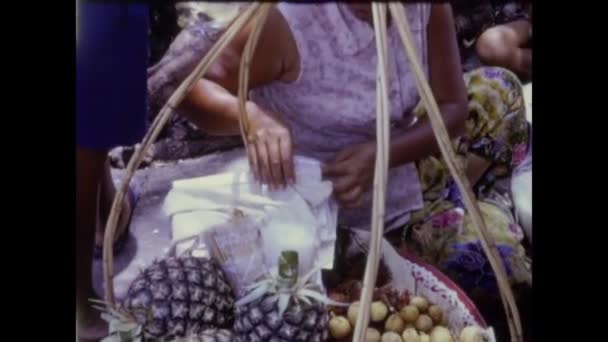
[162,155,339,277]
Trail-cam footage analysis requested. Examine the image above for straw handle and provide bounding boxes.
[237,3,275,162]
[352,3,391,341]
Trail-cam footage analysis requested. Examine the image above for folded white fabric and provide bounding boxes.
[163,155,338,275]
[512,152,532,244]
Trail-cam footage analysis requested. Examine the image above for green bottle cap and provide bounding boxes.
[278,251,299,286]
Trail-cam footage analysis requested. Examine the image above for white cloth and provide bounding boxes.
[163,156,339,274]
[512,152,532,244]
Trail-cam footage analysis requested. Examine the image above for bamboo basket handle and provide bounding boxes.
[352,3,391,341]
[101,3,264,308]
[388,3,523,341]
[237,3,275,154]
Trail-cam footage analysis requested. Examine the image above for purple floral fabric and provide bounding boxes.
[404,67,531,296]
[443,241,514,292]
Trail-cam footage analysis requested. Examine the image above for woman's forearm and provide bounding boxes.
[388,102,467,168]
[178,78,245,136]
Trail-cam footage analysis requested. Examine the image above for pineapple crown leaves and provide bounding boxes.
[235,265,348,317]
[89,299,143,342]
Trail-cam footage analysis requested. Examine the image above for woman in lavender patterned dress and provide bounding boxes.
[148,2,530,301]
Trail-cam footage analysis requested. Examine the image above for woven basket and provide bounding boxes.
[101,3,523,341]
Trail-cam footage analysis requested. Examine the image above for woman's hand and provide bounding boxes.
[322,143,376,207]
[245,102,295,189]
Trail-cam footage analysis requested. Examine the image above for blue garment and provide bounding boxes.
[76,2,149,150]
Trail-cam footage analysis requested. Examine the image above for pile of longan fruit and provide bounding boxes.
[327,293,488,342]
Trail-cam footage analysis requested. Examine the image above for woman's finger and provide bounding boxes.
[343,197,364,209]
[246,140,260,182]
[255,139,272,187]
[329,146,356,164]
[279,136,295,185]
[266,138,285,189]
[322,161,350,178]
[338,185,364,208]
[331,174,357,194]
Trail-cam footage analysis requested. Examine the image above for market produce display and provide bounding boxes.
[97,229,492,342]
[321,254,491,342]
[327,286,488,342]
[99,2,525,341]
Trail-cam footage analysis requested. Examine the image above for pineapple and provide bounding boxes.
[173,328,235,342]
[122,256,235,340]
[233,251,333,342]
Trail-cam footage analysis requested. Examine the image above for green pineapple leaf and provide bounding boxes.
[296,264,323,289]
[298,294,312,306]
[100,313,118,324]
[235,280,273,307]
[277,293,290,317]
[298,288,348,307]
[100,334,122,342]
[90,299,133,322]
[110,320,139,333]
[244,278,273,291]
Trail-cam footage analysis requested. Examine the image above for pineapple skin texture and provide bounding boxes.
[123,257,236,340]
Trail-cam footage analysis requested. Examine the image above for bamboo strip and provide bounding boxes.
[352,3,391,341]
[237,3,275,166]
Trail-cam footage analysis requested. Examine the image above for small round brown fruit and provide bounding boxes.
[405,323,416,330]
[428,305,443,323]
[401,328,420,342]
[366,328,382,342]
[348,302,360,326]
[371,301,389,322]
[328,292,349,314]
[382,331,404,342]
[429,326,454,342]
[415,314,434,333]
[410,296,430,312]
[328,315,352,339]
[329,291,349,303]
[385,313,406,333]
[400,305,420,323]
[459,326,485,342]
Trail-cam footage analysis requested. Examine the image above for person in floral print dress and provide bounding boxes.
[363,64,531,298]
[390,1,532,303]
